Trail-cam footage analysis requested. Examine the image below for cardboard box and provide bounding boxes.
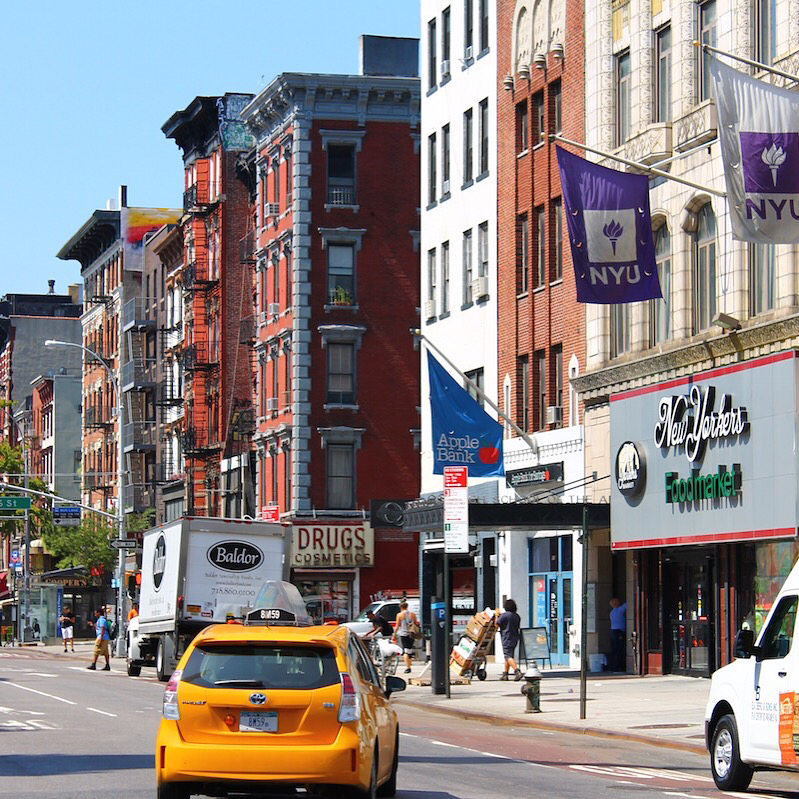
[465,611,494,642]
[454,635,477,660]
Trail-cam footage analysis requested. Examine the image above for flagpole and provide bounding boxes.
[415,331,538,456]
[696,40,799,84]
[550,135,727,198]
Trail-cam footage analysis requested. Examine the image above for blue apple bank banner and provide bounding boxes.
[711,55,799,244]
[556,146,661,304]
[428,352,504,477]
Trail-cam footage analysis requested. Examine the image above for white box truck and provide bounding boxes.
[126,517,289,680]
[706,559,799,790]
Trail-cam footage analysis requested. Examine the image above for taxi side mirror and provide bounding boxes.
[734,628,756,659]
[384,676,407,697]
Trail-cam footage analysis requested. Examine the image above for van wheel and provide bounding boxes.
[711,714,753,791]
[126,660,141,677]
[376,728,398,797]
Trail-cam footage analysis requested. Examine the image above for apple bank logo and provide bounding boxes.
[436,434,500,466]
[615,441,646,498]
[741,132,799,220]
[583,208,642,286]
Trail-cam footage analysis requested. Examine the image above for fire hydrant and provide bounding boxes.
[520,661,542,713]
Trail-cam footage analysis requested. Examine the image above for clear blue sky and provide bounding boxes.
[1,2,420,296]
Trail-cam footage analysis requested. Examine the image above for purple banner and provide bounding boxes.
[556,146,661,304]
[740,132,799,194]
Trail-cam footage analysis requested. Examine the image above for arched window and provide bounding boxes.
[693,205,716,332]
[650,224,671,344]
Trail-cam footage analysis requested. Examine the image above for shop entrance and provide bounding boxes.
[663,549,714,676]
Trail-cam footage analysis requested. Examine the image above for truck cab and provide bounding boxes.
[705,561,799,791]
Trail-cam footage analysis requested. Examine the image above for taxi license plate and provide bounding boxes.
[240,711,278,732]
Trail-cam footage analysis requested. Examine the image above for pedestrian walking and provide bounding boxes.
[86,608,111,671]
[59,606,75,652]
[497,598,522,681]
[393,601,419,674]
[609,597,627,672]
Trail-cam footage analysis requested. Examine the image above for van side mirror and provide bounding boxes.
[734,628,756,659]
[384,675,407,697]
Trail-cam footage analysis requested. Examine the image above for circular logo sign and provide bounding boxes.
[152,534,167,591]
[615,441,646,497]
[207,540,264,572]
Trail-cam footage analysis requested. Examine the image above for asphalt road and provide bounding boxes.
[3,647,799,799]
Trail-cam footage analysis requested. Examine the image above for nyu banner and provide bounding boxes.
[428,352,504,477]
[711,56,799,243]
[556,146,661,304]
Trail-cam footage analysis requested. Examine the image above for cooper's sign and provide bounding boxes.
[291,523,374,568]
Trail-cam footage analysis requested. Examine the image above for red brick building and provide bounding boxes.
[240,36,422,617]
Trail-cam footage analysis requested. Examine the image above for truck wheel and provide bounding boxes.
[126,660,141,677]
[711,714,753,791]
[156,637,170,682]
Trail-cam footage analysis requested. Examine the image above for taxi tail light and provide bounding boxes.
[338,672,360,723]
[162,669,183,720]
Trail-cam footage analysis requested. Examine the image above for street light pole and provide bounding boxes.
[45,339,126,656]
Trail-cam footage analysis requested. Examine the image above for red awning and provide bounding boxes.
[0,573,9,599]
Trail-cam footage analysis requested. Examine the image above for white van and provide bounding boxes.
[705,561,799,790]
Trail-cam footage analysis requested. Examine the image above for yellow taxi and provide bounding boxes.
[156,581,405,799]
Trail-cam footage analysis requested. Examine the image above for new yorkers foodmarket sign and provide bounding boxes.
[610,352,799,549]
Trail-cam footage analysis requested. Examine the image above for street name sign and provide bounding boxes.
[111,539,139,549]
[0,496,31,510]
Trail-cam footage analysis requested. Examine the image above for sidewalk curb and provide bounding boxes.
[394,695,707,756]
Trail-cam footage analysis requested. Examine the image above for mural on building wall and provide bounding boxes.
[218,94,255,151]
[121,208,182,273]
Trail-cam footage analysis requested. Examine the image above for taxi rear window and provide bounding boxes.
[182,644,339,690]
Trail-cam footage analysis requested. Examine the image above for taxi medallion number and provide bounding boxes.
[240,711,278,732]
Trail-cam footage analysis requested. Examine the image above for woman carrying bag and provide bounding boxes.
[392,601,420,674]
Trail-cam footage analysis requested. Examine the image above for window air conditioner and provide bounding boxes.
[424,300,436,320]
[259,311,269,324]
[471,276,488,299]
[464,45,473,61]
[546,405,563,425]
[266,203,280,217]
[441,59,451,78]
[268,303,280,316]
[442,179,450,194]
[267,397,279,412]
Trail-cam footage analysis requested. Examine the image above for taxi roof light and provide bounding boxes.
[163,669,183,721]
[338,672,360,723]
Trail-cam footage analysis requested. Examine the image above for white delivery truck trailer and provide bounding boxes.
[126,517,289,680]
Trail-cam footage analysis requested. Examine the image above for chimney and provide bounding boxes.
[48,280,55,294]
[119,185,128,209]
[67,284,82,304]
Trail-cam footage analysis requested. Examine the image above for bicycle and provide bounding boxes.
[366,634,400,684]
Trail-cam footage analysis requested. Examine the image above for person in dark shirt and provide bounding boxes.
[497,598,522,681]
[365,610,394,638]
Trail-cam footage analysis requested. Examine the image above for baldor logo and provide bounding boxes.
[616,441,646,497]
[153,534,167,591]
[207,540,264,572]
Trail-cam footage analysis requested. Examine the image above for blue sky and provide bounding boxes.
[1,2,420,296]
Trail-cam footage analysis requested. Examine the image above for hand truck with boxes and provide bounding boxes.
[449,608,497,681]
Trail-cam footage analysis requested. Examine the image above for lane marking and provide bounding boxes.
[0,705,45,716]
[4,682,76,705]
[87,707,117,717]
[400,731,554,767]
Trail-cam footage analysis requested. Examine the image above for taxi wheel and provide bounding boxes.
[376,729,399,797]
[157,782,189,799]
[353,746,378,799]
[711,714,753,792]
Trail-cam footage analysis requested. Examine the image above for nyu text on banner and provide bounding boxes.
[711,55,799,244]
[556,146,661,304]
[428,352,504,477]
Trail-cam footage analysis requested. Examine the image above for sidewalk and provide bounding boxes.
[394,659,710,755]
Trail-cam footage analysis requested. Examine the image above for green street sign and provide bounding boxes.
[0,496,31,510]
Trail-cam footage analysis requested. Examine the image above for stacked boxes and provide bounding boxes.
[449,608,497,676]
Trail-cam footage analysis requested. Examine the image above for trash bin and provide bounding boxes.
[588,653,606,673]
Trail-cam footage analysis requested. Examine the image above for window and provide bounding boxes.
[428,132,437,205]
[693,204,717,332]
[536,350,546,430]
[327,145,356,205]
[272,348,280,405]
[536,206,546,287]
[610,303,631,357]
[464,0,474,55]
[479,98,489,176]
[478,221,489,278]
[327,443,355,509]
[283,444,291,512]
[616,51,631,146]
[517,213,529,294]
[553,345,563,427]
[479,0,489,52]
[465,367,485,408]
[760,595,798,659]
[698,0,717,103]
[553,199,563,281]
[655,26,672,123]
[463,229,473,305]
[532,92,544,146]
[273,158,281,210]
[441,241,450,314]
[327,342,355,405]
[517,101,529,153]
[442,124,451,193]
[442,7,451,66]
[651,225,672,344]
[428,18,437,90]
[518,355,530,430]
[428,248,437,314]
[463,108,474,183]
[755,0,776,66]
[552,81,562,134]
[327,243,355,305]
[750,242,775,316]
